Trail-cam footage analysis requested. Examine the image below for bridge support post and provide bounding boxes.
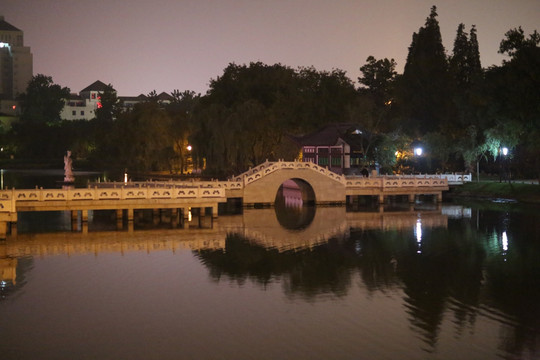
[116,209,123,222]
[378,194,385,204]
[116,209,123,230]
[435,193,442,203]
[81,210,88,223]
[171,208,179,228]
[0,221,7,239]
[71,210,78,231]
[127,208,134,222]
[153,209,160,225]
[212,204,218,219]
[408,194,416,203]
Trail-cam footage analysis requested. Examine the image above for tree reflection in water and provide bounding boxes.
[195,205,540,357]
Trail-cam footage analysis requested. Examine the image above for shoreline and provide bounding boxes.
[445,181,540,205]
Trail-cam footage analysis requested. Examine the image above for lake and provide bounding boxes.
[1,170,539,359]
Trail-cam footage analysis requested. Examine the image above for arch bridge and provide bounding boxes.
[0,160,448,238]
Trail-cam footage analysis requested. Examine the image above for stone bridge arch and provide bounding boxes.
[241,163,346,206]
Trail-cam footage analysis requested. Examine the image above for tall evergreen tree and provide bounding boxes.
[468,25,482,78]
[448,24,484,172]
[398,6,452,135]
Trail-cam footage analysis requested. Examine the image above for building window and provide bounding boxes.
[318,157,329,166]
[72,110,76,116]
[331,157,342,166]
[91,93,96,99]
[80,111,85,116]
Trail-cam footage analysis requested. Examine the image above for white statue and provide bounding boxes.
[64,150,74,183]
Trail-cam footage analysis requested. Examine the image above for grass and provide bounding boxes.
[449,181,540,204]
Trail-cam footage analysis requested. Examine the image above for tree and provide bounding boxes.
[94,83,121,123]
[481,27,540,178]
[17,74,70,125]
[358,56,397,106]
[108,102,174,171]
[499,27,540,58]
[194,62,359,175]
[12,74,70,158]
[398,6,452,135]
[166,90,200,173]
[448,24,485,172]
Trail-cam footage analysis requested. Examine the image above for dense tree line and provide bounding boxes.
[5,6,539,179]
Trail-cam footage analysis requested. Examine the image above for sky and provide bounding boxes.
[2,0,539,96]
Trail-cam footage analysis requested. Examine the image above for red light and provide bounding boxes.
[12,105,16,110]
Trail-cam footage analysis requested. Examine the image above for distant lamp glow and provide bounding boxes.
[414,147,423,156]
[123,172,128,184]
[186,145,192,151]
[502,231,508,251]
[502,147,508,156]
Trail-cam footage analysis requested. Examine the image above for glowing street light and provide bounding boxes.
[414,147,423,156]
[502,147,508,156]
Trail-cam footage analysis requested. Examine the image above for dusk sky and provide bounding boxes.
[3,0,539,96]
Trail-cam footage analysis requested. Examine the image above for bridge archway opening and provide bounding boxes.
[274,178,316,230]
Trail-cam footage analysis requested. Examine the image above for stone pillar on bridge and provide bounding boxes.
[0,221,7,239]
[153,209,160,225]
[171,208,179,228]
[116,209,123,230]
[71,210,78,231]
[82,210,88,224]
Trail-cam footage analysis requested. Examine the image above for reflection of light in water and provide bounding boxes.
[502,231,508,252]
[415,218,422,253]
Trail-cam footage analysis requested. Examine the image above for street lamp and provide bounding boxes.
[499,147,510,182]
[414,147,423,156]
[184,145,193,174]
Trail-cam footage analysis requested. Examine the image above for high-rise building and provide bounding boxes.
[0,16,33,100]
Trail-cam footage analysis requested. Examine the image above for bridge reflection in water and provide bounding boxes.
[0,204,455,271]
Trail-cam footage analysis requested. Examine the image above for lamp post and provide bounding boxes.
[499,147,509,182]
[185,145,192,174]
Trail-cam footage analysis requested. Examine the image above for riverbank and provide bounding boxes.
[446,181,540,204]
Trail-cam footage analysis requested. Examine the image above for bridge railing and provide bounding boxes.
[0,186,227,206]
[388,173,471,184]
[233,160,346,185]
[345,176,448,188]
[92,180,244,190]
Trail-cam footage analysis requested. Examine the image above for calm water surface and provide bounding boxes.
[1,171,539,359]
